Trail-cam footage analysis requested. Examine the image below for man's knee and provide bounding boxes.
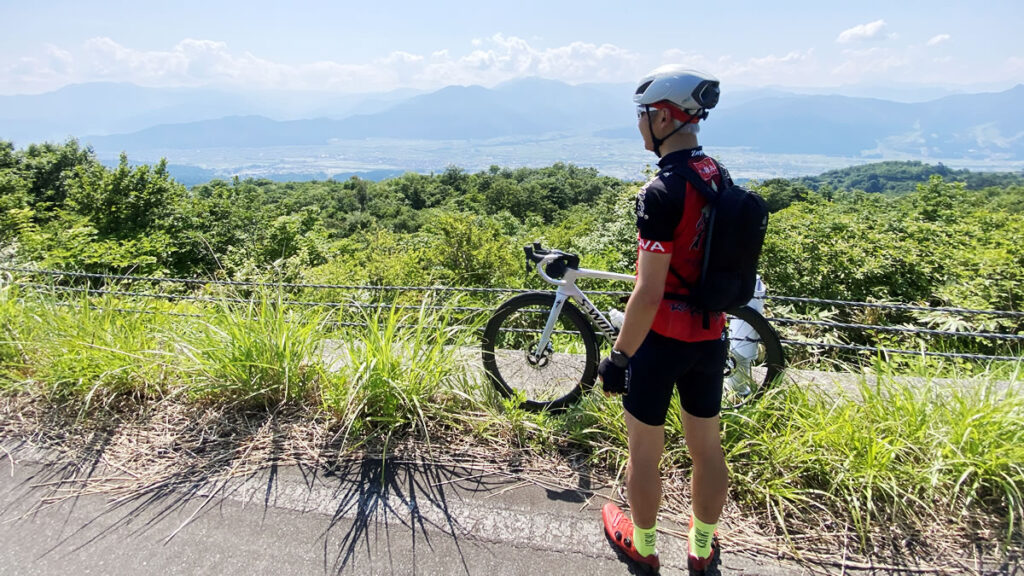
[683,413,723,463]
[687,440,725,467]
[626,411,666,467]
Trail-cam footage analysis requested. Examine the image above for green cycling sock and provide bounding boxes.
[689,516,717,558]
[633,522,657,557]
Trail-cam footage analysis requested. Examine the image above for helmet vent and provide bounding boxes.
[635,80,653,95]
[694,81,720,109]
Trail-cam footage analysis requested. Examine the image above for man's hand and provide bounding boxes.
[598,357,630,396]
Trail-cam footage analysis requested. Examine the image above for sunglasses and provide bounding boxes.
[636,105,663,119]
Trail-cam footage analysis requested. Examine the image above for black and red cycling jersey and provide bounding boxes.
[635,147,727,342]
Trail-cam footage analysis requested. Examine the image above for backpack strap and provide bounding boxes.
[664,158,723,290]
[663,159,726,330]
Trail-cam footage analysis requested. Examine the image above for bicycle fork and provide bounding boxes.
[532,285,618,362]
[531,289,572,362]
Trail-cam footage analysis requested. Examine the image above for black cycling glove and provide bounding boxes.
[598,357,631,396]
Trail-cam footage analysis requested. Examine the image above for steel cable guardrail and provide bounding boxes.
[769,317,1024,341]
[769,294,1024,318]
[0,266,529,294]
[5,266,1020,317]
[779,338,1023,363]
[2,266,1021,363]
[9,282,497,315]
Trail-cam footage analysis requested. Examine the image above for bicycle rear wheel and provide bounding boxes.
[723,305,785,409]
[481,292,600,412]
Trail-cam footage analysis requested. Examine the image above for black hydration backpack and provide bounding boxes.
[668,159,769,318]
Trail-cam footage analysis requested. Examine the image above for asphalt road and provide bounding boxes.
[0,441,810,576]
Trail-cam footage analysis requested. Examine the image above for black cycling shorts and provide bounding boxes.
[622,330,728,426]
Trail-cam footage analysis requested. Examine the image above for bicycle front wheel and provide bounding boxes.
[481,292,600,412]
[723,305,785,409]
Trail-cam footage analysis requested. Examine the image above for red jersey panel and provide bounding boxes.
[635,148,726,342]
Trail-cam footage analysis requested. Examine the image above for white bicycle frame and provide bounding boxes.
[531,253,634,357]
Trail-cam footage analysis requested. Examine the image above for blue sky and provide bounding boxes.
[1,0,1021,95]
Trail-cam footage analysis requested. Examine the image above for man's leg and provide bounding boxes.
[682,411,727,524]
[625,410,666,530]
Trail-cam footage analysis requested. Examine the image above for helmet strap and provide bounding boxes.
[648,108,703,157]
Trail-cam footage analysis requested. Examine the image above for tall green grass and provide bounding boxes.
[179,291,330,408]
[551,358,1022,555]
[2,290,177,406]
[722,359,1023,549]
[0,284,35,388]
[320,300,487,450]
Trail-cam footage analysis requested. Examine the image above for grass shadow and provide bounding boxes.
[1,401,522,575]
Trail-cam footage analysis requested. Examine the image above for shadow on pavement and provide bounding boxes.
[2,407,518,575]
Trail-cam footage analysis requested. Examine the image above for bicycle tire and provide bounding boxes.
[481,292,600,412]
[723,305,785,409]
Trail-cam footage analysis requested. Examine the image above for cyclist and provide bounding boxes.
[599,65,727,576]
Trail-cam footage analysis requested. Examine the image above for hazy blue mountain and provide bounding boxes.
[600,85,1024,158]
[492,77,629,129]
[328,78,629,139]
[1,83,256,143]
[717,87,800,108]
[0,82,423,144]
[332,84,545,139]
[86,115,342,149]
[706,85,1024,157]
[83,78,631,147]
[9,80,1022,161]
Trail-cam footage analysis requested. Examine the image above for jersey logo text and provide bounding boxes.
[638,238,669,253]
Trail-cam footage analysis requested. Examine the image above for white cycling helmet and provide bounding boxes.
[634,65,720,116]
[634,65,720,156]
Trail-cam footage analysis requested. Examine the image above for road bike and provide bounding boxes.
[480,243,785,412]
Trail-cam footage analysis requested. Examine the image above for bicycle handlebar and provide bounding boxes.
[524,243,580,280]
[535,254,569,285]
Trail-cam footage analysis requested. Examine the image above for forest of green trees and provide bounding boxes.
[793,160,1024,196]
[2,139,1023,322]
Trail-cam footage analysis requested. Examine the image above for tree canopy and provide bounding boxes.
[1,140,1021,320]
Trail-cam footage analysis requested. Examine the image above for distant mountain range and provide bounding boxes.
[3,80,1023,161]
[0,82,422,143]
[602,86,1024,159]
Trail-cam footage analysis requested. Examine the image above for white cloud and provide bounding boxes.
[3,30,1013,95]
[659,49,717,71]
[837,20,889,44]
[2,35,642,93]
[43,44,74,75]
[749,50,813,67]
[77,37,272,85]
[659,48,818,86]
[416,34,639,87]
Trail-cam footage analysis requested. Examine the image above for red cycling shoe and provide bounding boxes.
[687,517,720,576]
[602,503,660,573]
[687,545,717,575]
